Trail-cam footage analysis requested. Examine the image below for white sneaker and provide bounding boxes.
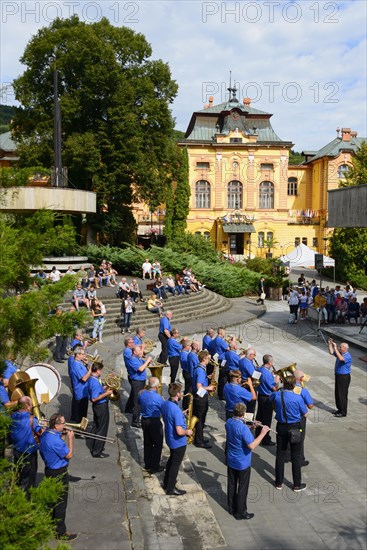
[99,338,103,343]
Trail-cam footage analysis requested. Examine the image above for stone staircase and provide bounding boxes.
[63,287,232,336]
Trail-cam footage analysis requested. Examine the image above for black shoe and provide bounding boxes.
[203,438,210,443]
[54,359,64,363]
[194,443,212,449]
[166,488,186,496]
[334,412,346,417]
[149,466,165,473]
[301,460,310,467]
[92,452,109,458]
[332,410,341,415]
[56,533,78,541]
[131,423,142,429]
[125,409,134,414]
[262,441,276,446]
[293,483,307,492]
[234,512,254,520]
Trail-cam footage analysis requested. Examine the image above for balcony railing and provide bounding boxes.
[287,216,320,225]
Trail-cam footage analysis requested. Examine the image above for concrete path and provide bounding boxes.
[40,291,366,550]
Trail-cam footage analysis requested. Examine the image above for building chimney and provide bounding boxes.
[208,96,214,107]
[243,97,251,107]
[341,128,351,142]
[350,131,358,138]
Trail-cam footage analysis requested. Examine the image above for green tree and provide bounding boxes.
[289,150,305,165]
[171,148,190,245]
[328,143,367,285]
[12,16,179,245]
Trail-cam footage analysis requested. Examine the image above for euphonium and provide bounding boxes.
[274,363,297,383]
[104,372,121,402]
[183,393,199,444]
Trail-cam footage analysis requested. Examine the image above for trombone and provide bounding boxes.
[41,417,115,444]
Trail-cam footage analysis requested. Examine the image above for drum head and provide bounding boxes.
[25,364,61,403]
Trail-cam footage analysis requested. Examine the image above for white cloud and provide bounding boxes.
[0,0,366,150]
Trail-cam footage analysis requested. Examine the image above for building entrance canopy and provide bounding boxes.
[222,223,255,233]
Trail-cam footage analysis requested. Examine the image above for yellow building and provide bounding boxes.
[173,88,364,260]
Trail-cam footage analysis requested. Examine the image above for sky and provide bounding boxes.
[1,0,366,151]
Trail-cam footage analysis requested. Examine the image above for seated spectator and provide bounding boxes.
[335,297,348,322]
[87,284,97,301]
[65,266,76,275]
[49,266,62,283]
[314,290,328,323]
[106,262,118,285]
[152,260,162,279]
[346,297,360,324]
[73,284,90,311]
[34,269,47,286]
[130,279,145,302]
[166,274,177,296]
[97,264,113,287]
[175,274,184,295]
[87,265,99,288]
[190,273,205,291]
[118,278,131,299]
[77,266,88,288]
[153,277,167,300]
[344,284,355,303]
[147,294,163,317]
[142,259,152,280]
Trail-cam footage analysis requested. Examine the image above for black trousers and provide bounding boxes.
[45,466,69,536]
[275,422,302,487]
[13,449,38,494]
[218,366,227,400]
[255,394,273,443]
[141,417,163,470]
[55,335,68,360]
[163,445,186,492]
[71,396,88,423]
[193,394,209,445]
[227,465,251,517]
[300,415,307,462]
[289,304,299,320]
[125,375,134,413]
[158,333,169,365]
[335,374,351,416]
[168,356,180,384]
[182,370,193,411]
[131,379,145,424]
[91,401,109,456]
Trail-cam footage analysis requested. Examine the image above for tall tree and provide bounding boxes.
[171,148,190,244]
[12,16,178,245]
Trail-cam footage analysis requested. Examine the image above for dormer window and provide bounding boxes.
[230,138,242,143]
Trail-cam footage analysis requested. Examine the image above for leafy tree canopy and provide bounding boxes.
[339,141,367,187]
[12,16,179,244]
[289,150,305,165]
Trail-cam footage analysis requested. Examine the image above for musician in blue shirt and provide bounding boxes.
[138,377,164,473]
[123,336,135,414]
[180,339,192,411]
[202,328,215,353]
[328,339,352,417]
[223,370,256,420]
[167,328,182,384]
[158,311,173,365]
[269,376,308,492]
[192,351,215,448]
[10,396,43,494]
[239,348,257,414]
[40,413,76,541]
[212,328,229,399]
[225,341,241,372]
[129,346,153,428]
[162,383,193,495]
[294,369,314,467]
[68,346,91,422]
[3,359,17,387]
[88,363,113,458]
[255,354,278,446]
[226,402,269,520]
[133,327,145,347]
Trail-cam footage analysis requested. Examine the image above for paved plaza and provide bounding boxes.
[45,293,366,550]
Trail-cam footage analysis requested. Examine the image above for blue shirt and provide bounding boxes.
[129,356,146,381]
[193,365,208,395]
[224,350,240,371]
[223,383,253,412]
[3,360,17,380]
[123,348,133,375]
[187,352,199,378]
[167,338,182,358]
[10,411,41,454]
[88,375,107,404]
[270,390,308,423]
[257,366,276,396]
[202,335,213,351]
[159,316,171,335]
[40,430,70,469]
[226,417,254,470]
[180,350,189,373]
[133,336,143,346]
[69,359,89,400]
[0,383,9,405]
[138,389,164,418]
[161,399,186,449]
[71,338,83,350]
[212,336,228,360]
[239,357,255,379]
[334,351,352,375]
[296,383,313,407]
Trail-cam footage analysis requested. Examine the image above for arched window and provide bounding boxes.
[295,237,300,246]
[258,231,264,248]
[266,231,273,242]
[195,180,210,208]
[227,180,243,209]
[287,177,298,196]
[259,181,274,209]
[302,237,308,246]
[338,164,350,178]
[203,231,210,240]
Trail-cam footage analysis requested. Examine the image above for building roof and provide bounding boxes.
[303,136,366,163]
[0,131,17,153]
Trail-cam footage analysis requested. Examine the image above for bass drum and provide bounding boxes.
[25,363,61,404]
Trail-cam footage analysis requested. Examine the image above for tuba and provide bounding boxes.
[274,363,297,383]
[183,393,199,444]
[148,358,166,395]
[10,374,42,419]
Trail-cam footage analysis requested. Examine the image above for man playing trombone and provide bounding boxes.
[88,363,114,458]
